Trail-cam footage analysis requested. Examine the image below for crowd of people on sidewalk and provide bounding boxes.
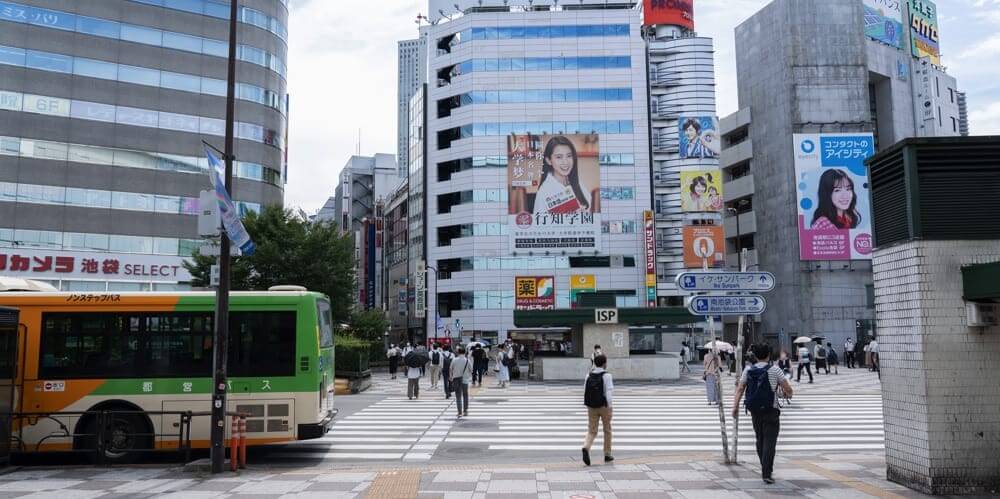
[385,339,522,404]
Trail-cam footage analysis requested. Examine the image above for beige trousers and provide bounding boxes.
[583,406,613,457]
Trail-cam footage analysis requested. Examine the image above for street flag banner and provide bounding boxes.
[205,147,256,256]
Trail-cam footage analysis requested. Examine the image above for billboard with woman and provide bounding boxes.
[680,169,723,212]
[794,133,875,261]
[507,134,601,254]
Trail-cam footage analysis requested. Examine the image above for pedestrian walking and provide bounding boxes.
[496,345,511,388]
[777,351,792,377]
[471,344,487,386]
[403,342,413,356]
[732,343,793,484]
[581,354,613,466]
[826,342,839,374]
[844,338,856,368]
[703,349,721,405]
[387,344,400,380]
[441,344,454,399]
[450,347,473,417]
[869,337,880,375]
[863,341,871,370]
[814,342,829,374]
[796,343,813,383]
[406,363,421,400]
[428,343,443,389]
[587,344,601,376]
[679,341,692,374]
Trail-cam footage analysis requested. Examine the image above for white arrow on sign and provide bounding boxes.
[675,272,775,292]
[687,295,767,316]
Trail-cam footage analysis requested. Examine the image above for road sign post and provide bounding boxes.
[675,272,776,292]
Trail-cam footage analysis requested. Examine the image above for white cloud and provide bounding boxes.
[956,34,1000,59]
[969,100,1000,134]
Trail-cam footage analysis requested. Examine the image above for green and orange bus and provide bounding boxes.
[0,288,336,461]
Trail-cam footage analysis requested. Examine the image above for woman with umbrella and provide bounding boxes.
[404,349,429,400]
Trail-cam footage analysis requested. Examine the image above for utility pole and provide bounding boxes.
[210,0,239,474]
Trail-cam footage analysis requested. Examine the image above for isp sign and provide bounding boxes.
[595,309,619,324]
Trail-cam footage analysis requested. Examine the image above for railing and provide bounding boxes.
[8,409,248,467]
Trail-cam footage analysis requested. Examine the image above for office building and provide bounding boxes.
[720,0,964,349]
[383,181,409,338]
[0,0,287,291]
[416,0,653,345]
[643,4,721,307]
[957,90,969,136]
[398,38,427,179]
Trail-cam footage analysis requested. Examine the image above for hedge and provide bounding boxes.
[334,337,371,375]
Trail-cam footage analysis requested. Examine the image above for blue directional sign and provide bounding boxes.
[688,295,767,316]
[675,272,776,292]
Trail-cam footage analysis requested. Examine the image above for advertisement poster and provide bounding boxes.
[643,211,657,307]
[908,0,940,65]
[680,169,724,212]
[793,133,875,261]
[508,134,602,254]
[863,0,904,48]
[678,116,720,159]
[569,274,596,308]
[0,247,191,282]
[643,0,694,30]
[683,226,725,268]
[515,276,555,310]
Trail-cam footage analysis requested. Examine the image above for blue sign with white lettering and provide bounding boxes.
[676,272,775,292]
[688,295,767,316]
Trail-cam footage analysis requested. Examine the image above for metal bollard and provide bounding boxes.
[238,416,247,469]
[229,415,238,472]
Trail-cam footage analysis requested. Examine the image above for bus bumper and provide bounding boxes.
[298,409,337,440]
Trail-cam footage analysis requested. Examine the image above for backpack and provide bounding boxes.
[432,351,441,365]
[502,355,512,367]
[584,372,607,408]
[744,366,776,413]
[817,346,827,358]
[442,353,452,370]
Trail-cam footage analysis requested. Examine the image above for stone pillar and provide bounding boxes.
[581,323,630,358]
[873,240,1000,494]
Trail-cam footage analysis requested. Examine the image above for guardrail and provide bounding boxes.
[8,409,248,467]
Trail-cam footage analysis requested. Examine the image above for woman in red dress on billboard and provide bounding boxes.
[810,169,861,230]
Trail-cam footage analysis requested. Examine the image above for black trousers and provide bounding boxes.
[845,351,855,368]
[751,408,781,478]
[797,362,813,382]
[442,368,452,396]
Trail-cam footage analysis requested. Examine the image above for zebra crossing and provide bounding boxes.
[253,389,885,463]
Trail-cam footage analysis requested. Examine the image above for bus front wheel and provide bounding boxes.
[76,407,153,464]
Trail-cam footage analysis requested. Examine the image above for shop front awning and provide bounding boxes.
[513,307,698,328]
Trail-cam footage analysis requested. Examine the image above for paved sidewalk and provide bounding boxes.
[0,451,936,498]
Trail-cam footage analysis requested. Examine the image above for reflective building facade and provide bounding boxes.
[0,0,287,290]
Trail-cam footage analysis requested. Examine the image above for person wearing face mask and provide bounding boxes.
[810,169,861,230]
[532,136,593,215]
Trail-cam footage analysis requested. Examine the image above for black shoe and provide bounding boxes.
[763,477,775,484]
[581,448,591,466]
[604,456,614,463]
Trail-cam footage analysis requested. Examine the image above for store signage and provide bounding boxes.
[515,276,555,310]
[643,210,656,307]
[595,308,619,324]
[0,247,191,282]
[415,261,426,319]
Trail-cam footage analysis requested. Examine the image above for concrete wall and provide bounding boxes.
[538,354,680,381]
[873,240,1000,494]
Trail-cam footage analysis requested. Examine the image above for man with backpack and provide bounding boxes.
[732,344,793,484]
[581,354,613,466]
[471,345,487,387]
[429,343,443,389]
[814,342,829,374]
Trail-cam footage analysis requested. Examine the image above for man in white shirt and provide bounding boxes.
[449,347,473,417]
[581,354,614,466]
[732,344,794,484]
[868,337,879,374]
[796,344,813,383]
[844,338,856,368]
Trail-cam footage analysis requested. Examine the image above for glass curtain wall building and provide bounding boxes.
[420,2,652,344]
[0,0,286,290]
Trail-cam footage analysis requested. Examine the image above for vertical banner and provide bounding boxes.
[643,210,657,307]
[793,133,875,261]
[908,0,940,65]
[569,274,596,308]
[514,276,555,310]
[680,170,724,212]
[678,116,720,159]
[204,147,255,255]
[508,134,602,254]
[863,0,904,48]
[365,221,376,310]
[415,261,426,319]
[683,226,725,268]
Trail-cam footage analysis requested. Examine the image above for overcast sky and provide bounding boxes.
[284,0,1000,213]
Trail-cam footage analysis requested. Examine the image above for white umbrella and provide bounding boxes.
[0,277,58,292]
[793,336,813,344]
[703,341,734,352]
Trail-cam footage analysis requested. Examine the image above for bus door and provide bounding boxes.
[0,307,20,464]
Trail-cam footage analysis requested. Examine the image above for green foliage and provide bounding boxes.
[349,309,389,343]
[183,205,356,323]
[334,336,370,374]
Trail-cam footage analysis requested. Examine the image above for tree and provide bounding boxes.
[349,309,389,343]
[184,205,356,323]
